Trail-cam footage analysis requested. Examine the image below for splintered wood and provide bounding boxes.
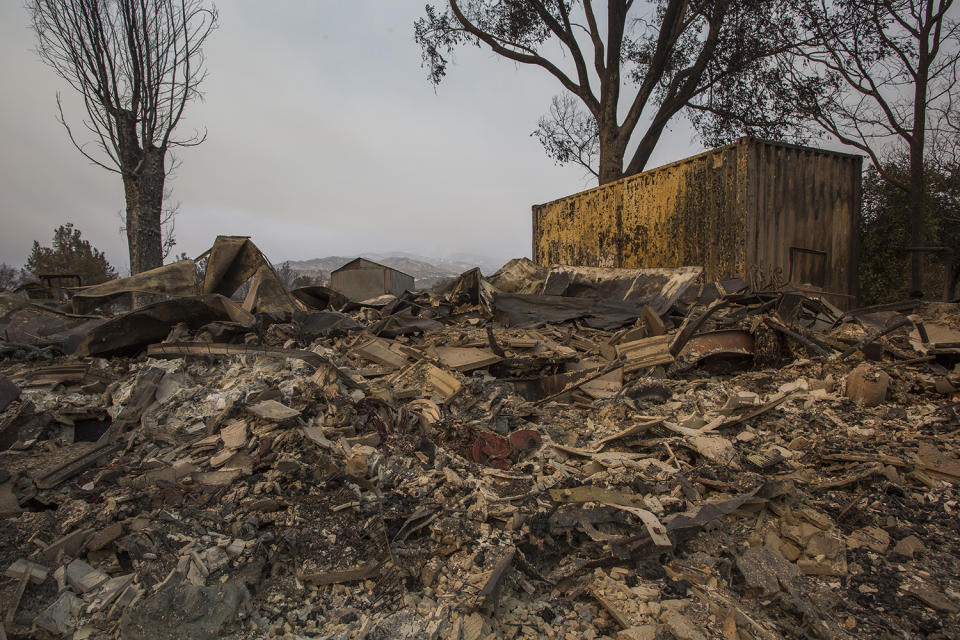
[606,334,674,371]
[3,255,959,640]
[354,337,410,370]
[428,346,502,372]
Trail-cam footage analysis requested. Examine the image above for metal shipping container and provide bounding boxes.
[532,137,863,306]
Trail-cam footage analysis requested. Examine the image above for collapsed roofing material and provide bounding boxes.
[290,285,350,312]
[487,262,702,329]
[71,260,199,314]
[67,235,300,320]
[2,236,959,639]
[488,259,702,309]
[72,294,255,357]
[29,237,300,355]
[200,235,274,296]
[201,236,300,314]
[22,240,704,359]
[493,293,663,330]
[486,258,548,294]
[540,265,703,309]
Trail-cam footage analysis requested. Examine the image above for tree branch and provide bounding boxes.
[448,0,598,111]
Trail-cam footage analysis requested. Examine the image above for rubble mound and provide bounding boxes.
[1,240,958,639]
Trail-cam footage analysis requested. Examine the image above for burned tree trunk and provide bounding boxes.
[115,111,166,275]
[30,0,217,278]
[597,130,625,186]
[122,149,166,275]
[947,257,960,301]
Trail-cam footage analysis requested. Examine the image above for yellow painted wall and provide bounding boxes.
[532,138,861,302]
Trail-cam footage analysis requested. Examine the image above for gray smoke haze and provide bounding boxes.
[0,2,705,273]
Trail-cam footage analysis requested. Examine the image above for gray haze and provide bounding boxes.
[1,2,708,273]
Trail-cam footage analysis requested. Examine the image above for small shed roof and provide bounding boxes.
[332,258,413,280]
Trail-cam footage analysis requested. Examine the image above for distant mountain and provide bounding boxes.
[362,251,505,276]
[282,253,504,289]
[283,256,361,274]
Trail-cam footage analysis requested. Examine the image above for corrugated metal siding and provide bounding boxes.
[746,141,861,301]
[534,182,622,268]
[532,137,861,305]
[533,143,748,274]
[391,272,415,295]
[331,268,416,300]
[621,142,747,276]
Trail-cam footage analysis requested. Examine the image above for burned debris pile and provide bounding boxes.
[1,237,959,640]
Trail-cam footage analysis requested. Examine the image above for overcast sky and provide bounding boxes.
[0,2,710,273]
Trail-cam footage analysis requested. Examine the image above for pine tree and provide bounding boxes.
[24,223,118,286]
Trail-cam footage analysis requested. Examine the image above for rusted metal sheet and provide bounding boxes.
[540,265,701,309]
[678,330,755,363]
[532,137,862,307]
[746,141,861,305]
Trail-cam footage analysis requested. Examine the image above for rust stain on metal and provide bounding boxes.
[679,330,756,363]
[532,137,862,307]
[508,429,542,451]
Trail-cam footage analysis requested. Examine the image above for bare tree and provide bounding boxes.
[0,264,20,291]
[30,0,217,275]
[416,1,810,184]
[774,0,960,297]
[534,94,601,181]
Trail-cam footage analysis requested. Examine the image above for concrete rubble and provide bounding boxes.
[0,238,959,639]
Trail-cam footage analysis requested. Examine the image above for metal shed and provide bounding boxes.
[330,258,415,301]
[532,137,863,307]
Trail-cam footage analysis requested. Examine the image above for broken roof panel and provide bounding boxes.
[540,264,702,313]
[1,250,958,639]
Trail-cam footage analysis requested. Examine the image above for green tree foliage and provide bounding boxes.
[24,223,118,287]
[859,161,960,304]
[291,274,322,289]
[416,1,808,184]
[712,0,960,297]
